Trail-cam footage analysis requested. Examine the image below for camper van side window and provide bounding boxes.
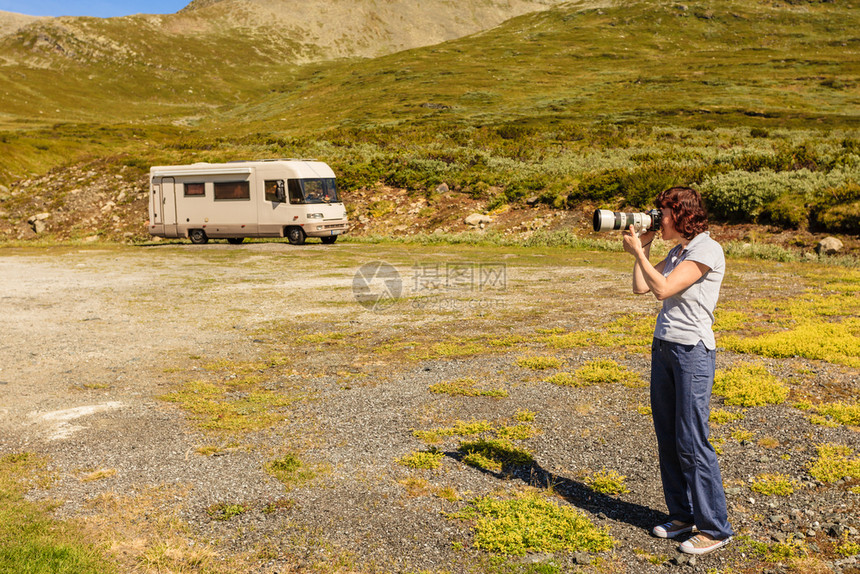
[265,180,285,203]
[214,181,250,201]
[184,183,205,197]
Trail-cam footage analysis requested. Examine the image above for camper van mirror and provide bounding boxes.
[276,181,286,203]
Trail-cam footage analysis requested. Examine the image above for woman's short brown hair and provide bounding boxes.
[656,187,708,239]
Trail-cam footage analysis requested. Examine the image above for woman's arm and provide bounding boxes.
[631,241,664,294]
[624,227,660,294]
[635,256,709,300]
[624,226,709,300]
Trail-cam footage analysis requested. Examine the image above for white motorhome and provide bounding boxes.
[148,159,349,244]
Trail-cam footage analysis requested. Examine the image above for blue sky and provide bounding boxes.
[0,0,189,18]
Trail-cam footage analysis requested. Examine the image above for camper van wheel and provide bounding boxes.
[287,227,306,245]
[189,229,209,244]
[321,236,337,244]
[227,237,245,245]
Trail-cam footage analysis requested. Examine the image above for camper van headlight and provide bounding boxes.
[307,213,324,219]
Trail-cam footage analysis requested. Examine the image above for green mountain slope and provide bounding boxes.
[0,15,301,125]
[0,0,567,125]
[227,0,860,132]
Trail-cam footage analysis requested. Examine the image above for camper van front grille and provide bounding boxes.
[322,224,348,229]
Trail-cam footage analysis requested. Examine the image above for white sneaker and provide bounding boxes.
[679,534,732,555]
[652,521,695,539]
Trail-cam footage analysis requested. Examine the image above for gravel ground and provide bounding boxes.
[0,242,858,574]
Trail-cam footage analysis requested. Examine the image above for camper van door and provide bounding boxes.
[162,177,177,228]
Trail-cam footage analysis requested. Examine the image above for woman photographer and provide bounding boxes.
[622,186,734,556]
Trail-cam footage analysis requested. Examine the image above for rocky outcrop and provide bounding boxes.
[0,158,149,242]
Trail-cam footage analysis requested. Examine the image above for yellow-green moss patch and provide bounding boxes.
[750,473,798,496]
[585,468,630,495]
[721,319,860,368]
[713,364,788,407]
[448,492,614,555]
[428,377,508,398]
[807,444,860,484]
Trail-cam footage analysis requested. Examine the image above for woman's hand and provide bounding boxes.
[623,225,655,257]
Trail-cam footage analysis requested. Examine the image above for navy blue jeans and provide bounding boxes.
[650,338,734,540]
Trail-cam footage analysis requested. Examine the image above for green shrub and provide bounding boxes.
[814,199,860,234]
[775,142,824,172]
[573,168,627,202]
[496,124,536,140]
[621,164,679,208]
[759,193,808,229]
[809,182,860,233]
[701,166,860,222]
[702,169,791,220]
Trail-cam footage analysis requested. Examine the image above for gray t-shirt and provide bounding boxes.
[653,231,725,350]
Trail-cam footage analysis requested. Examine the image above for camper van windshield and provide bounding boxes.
[288,178,339,204]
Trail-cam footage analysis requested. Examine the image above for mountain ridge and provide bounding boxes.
[0,10,43,37]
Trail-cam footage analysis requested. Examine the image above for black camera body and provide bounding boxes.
[593,209,662,233]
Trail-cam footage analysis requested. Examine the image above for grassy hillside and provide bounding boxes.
[208,0,860,235]
[0,0,858,244]
[0,0,566,126]
[0,16,307,126]
[230,0,859,130]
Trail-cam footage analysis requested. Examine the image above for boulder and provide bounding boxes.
[27,212,50,223]
[435,183,450,194]
[816,236,843,256]
[27,212,50,234]
[464,213,491,226]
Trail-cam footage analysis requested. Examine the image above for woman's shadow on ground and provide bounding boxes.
[445,450,666,532]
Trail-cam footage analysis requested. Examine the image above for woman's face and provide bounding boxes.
[660,207,678,240]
